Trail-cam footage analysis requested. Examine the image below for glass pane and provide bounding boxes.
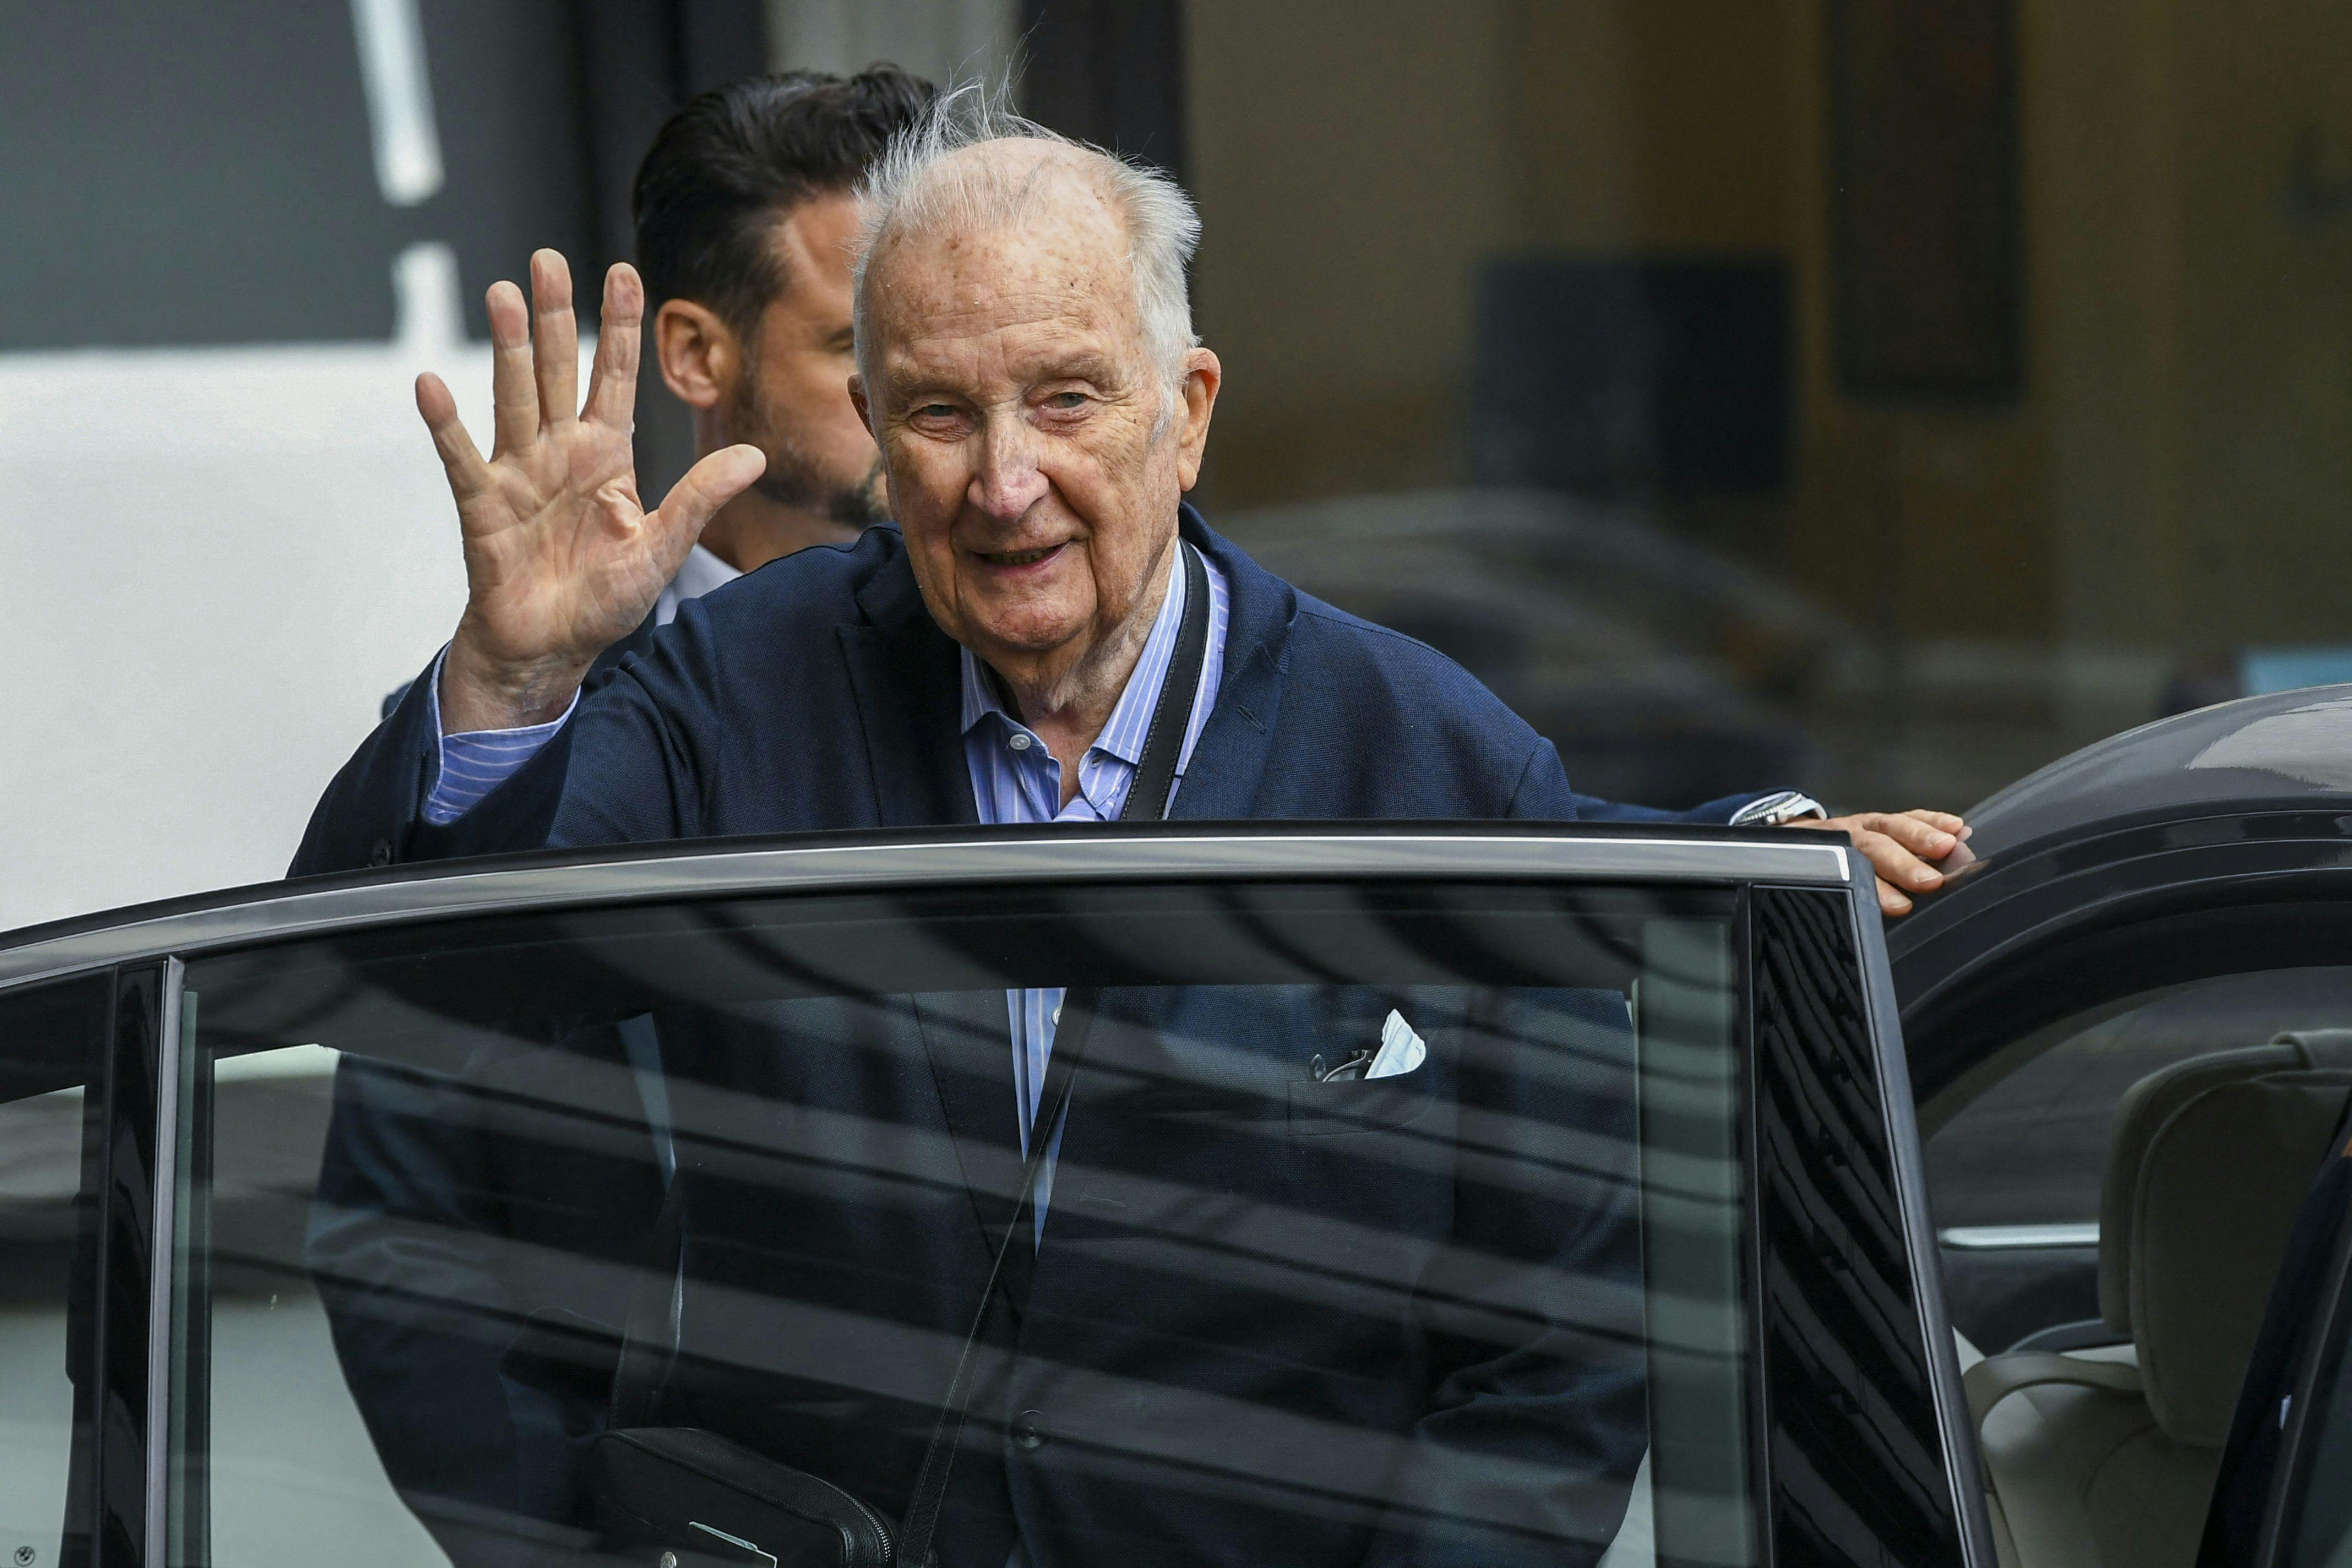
[2284,1291,2352,1567]
[2280,1152,2352,1568]
[173,880,1750,1568]
[0,975,111,1568]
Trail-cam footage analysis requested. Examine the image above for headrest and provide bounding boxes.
[2270,1029,2352,1065]
[2100,1032,2352,1330]
[2126,1068,2350,1445]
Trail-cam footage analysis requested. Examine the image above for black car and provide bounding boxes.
[0,823,1986,1568]
[1891,682,2352,1568]
[31,677,2352,1568]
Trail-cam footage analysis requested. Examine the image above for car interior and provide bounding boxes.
[1946,1027,2352,1568]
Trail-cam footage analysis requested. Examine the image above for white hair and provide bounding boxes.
[851,83,1202,423]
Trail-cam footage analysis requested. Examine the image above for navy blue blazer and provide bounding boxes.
[297,507,1762,1568]
[295,506,1767,879]
[309,979,1649,1568]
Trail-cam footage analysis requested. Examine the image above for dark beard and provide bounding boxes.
[731,382,889,528]
[827,458,889,528]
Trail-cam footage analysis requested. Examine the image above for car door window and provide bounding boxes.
[143,861,1966,1568]
[0,974,115,1568]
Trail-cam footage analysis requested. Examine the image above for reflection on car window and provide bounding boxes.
[0,976,110,1568]
[167,881,1752,1568]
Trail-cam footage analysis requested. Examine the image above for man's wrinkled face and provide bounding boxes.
[855,175,1213,698]
[729,192,886,530]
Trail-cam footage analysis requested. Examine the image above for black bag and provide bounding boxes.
[588,543,1213,1568]
[586,1071,1080,1568]
[595,1427,896,1567]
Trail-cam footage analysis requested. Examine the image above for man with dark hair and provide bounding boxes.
[393,62,935,782]
[632,65,934,590]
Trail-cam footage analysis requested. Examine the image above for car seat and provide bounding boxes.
[1966,1033,2352,1568]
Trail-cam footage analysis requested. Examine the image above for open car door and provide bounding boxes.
[0,824,1991,1568]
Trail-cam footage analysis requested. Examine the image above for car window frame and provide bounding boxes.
[0,824,1991,1568]
[1893,807,2352,1109]
[0,963,170,1568]
[1756,881,1992,1567]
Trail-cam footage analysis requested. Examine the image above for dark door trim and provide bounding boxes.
[87,962,168,1568]
[0,827,1854,993]
[1854,886,1995,1567]
[1750,883,1991,1568]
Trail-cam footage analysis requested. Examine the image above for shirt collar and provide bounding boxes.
[957,547,1188,769]
[671,543,742,600]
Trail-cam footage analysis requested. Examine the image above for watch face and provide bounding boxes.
[1733,791,1825,827]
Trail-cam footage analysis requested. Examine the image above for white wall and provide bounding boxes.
[0,254,579,931]
[0,0,1025,936]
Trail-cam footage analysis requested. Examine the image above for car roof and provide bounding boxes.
[1957,682,2352,862]
[1891,683,2352,1102]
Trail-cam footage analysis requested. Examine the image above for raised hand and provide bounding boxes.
[421,250,765,733]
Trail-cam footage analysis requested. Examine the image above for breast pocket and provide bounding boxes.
[1284,1069,1438,1138]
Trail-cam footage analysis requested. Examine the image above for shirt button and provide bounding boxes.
[1008,733,1032,752]
[1012,1409,1048,1450]
[1052,1003,1063,1026]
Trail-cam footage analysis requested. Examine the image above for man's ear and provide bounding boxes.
[1173,347,1222,493]
[655,298,739,411]
[848,373,872,437]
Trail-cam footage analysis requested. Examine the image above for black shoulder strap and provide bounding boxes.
[1119,540,1212,825]
[895,537,1213,1566]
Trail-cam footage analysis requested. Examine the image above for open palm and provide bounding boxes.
[422,250,763,731]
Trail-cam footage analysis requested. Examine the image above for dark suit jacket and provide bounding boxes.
[310,980,1648,1568]
[305,507,1769,877]
[300,507,1769,1568]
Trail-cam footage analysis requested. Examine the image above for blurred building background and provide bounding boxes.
[6,0,2352,928]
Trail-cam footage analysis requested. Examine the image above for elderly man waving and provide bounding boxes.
[297,94,1961,1568]
[302,101,1959,896]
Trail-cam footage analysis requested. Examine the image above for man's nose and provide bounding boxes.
[968,412,1050,521]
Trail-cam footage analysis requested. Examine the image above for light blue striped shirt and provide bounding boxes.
[421,689,574,820]
[960,547,1229,1234]
[415,540,1231,1235]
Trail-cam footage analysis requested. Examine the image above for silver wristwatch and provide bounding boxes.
[1728,789,1829,827]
